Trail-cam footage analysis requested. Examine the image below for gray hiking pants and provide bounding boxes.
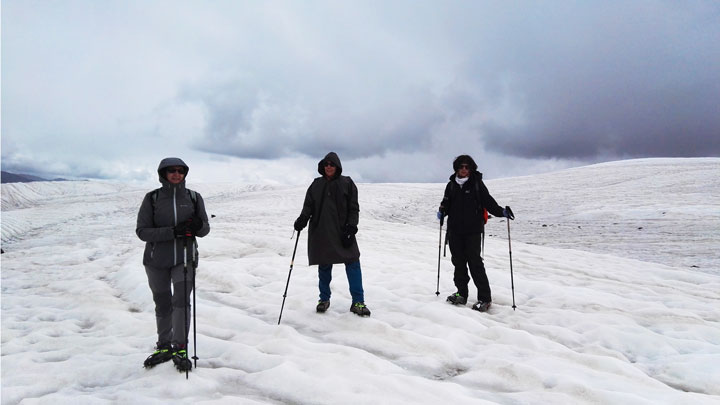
[145,263,194,347]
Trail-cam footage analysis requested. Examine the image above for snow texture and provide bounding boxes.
[1,158,719,404]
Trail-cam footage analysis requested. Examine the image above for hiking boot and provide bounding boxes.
[143,342,173,368]
[316,300,330,313]
[172,346,192,372]
[472,301,492,312]
[446,293,467,305]
[350,302,371,317]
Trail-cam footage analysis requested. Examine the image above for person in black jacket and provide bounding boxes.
[438,155,514,312]
[136,157,210,371]
[294,152,370,316]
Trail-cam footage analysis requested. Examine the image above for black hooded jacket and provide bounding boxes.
[440,170,504,236]
[298,152,360,265]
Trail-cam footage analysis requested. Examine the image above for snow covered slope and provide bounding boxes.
[482,158,720,273]
[1,158,719,404]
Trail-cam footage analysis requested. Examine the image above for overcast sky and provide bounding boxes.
[2,1,719,185]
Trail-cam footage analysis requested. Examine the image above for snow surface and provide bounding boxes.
[1,158,719,404]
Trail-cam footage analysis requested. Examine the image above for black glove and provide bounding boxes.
[341,225,357,248]
[174,216,202,238]
[294,216,308,232]
[504,206,515,220]
[188,215,203,233]
[345,224,358,235]
[173,222,191,238]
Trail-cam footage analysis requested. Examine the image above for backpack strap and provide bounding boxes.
[471,176,488,257]
[472,175,489,225]
[151,188,161,207]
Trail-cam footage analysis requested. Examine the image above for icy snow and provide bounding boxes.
[1,158,719,404]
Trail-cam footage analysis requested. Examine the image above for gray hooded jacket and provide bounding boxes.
[298,152,360,265]
[136,157,210,269]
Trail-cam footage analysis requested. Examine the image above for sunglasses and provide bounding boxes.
[166,168,185,174]
[458,164,470,169]
[324,161,336,168]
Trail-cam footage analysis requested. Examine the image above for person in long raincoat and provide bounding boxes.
[294,152,371,316]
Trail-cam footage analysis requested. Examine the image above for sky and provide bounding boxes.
[2,1,720,184]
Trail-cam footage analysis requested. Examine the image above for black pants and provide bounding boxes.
[449,232,491,302]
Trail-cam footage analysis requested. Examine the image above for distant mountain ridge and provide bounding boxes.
[1,171,66,184]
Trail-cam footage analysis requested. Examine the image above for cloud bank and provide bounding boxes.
[2,1,719,182]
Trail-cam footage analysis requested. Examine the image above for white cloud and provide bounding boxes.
[3,1,718,182]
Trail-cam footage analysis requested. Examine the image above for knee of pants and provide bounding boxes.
[171,284,192,308]
[451,255,468,268]
[152,291,173,316]
[467,256,486,270]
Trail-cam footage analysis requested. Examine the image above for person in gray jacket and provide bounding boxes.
[294,152,371,316]
[136,157,210,371]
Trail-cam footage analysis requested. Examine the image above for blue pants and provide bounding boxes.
[318,261,365,303]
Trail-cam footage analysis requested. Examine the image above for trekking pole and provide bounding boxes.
[436,216,443,296]
[191,239,198,369]
[443,229,448,257]
[507,219,516,311]
[481,232,485,259]
[278,230,301,325]
[183,234,190,379]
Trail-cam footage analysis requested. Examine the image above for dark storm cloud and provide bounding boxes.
[184,77,447,160]
[4,1,719,184]
[474,2,720,159]
[183,2,720,164]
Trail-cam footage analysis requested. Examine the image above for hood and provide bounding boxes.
[317,152,343,177]
[157,157,189,183]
